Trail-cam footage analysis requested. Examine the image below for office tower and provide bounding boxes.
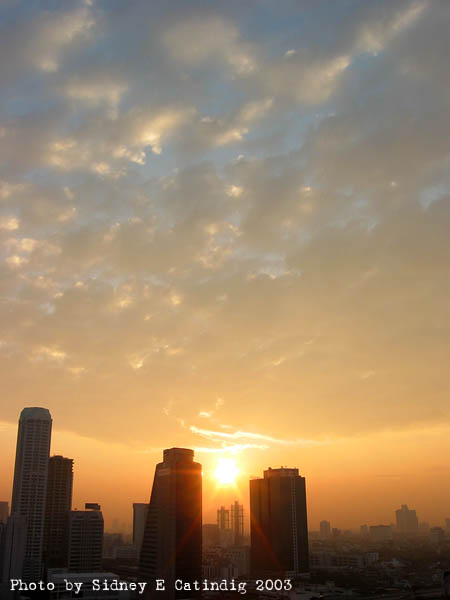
[133,503,149,556]
[0,503,8,525]
[395,504,419,535]
[446,518,450,535]
[9,407,52,581]
[68,504,104,572]
[44,456,73,568]
[320,520,331,539]
[230,500,244,546]
[217,506,230,530]
[250,467,309,578]
[360,524,369,537]
[430,526,445,545]
[140,448,202,599]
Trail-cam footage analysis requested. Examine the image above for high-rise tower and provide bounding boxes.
[68,504,104,572]
[230,500,244,546]
[44,456,73,568]
[395,504,419,535]
[8,407,52,581]
[140,448,202,599]
[250,467,309,577]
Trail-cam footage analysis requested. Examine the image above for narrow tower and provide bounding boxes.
[9,407,52,581]
[140,448,202,599]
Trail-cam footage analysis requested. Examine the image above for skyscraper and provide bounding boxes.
[68,504,104,572]
[133,503,149,556]
[250,467,309,578]
[217,506,230,530]
[8,407,52,581]
[140,448,202,599]
[44,456,73,568]
[395,505,419,535]
[0,502,8,525]
[230,500,244,546]
[320,520,331,539]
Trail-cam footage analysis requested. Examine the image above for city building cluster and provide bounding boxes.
[1,408,450,600]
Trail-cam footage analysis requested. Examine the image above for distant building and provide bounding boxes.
[310,551,379,569]
[140,448,202,599]
[320,520,331,539]
[7,407,52,581]
[203,523,220,548]
[250,467,309,578]
[133,503,149,556]
[68,505,104,572]
[44,456,73,568]
[430,527,445,545]
[419,521,430,535]
[0,503,8,525]
[369,525,393,542]
[217,506,230,530]
[360,524,369,537]
[332,528,341,538]
[230,501,244,546]
[445,518,450,535]
[225,545,250,577]
[395,504,419,535]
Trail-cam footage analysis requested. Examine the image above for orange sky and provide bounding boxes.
[1,418,450,531]
[1,1,450,535]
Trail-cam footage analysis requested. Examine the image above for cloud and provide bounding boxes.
[190,426,325,448]
[0,0,449,452]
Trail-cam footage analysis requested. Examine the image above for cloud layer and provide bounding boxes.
[1,0,449,459]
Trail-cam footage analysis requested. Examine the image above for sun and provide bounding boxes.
[214,458,238,485]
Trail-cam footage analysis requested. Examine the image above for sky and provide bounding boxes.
[1,0,450,532]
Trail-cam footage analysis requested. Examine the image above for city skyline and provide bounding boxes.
[1,0,450,537]
[1,406,449,537]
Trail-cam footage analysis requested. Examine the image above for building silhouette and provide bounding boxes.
[0,503,8,525]
[230,500,244,546]
[250,467,309,578]
[44,456,73,568]
[133,503,149,556]
[395,504,419,535]
[320,520,331,539]
[217,505,230,530]
[140,448,202,599]
[6,407,52,581]
[68,504,104,572]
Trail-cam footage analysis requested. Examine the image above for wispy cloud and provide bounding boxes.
[190,425,325,448]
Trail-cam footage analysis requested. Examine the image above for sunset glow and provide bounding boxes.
[0,1,449,537]
[214,458,239,486]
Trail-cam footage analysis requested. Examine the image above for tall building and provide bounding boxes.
[0,503,8,525]
[217,506,230,530]
[320,520,331,539]
[140,448,202,599]
[395,504,419,535]
[230,500,244,546]
[8,407,52,581]
[44,456,73,568]
[250,467,309,578]
[68,504,104,572]
[133,503,149,557]
[445,518,450,535]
